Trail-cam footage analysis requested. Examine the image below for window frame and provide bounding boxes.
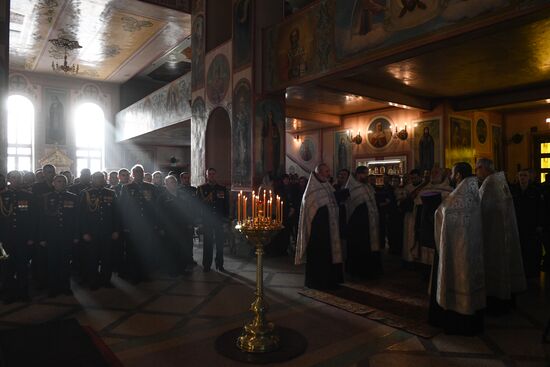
[74,102,105,174]
[7,94,35,172]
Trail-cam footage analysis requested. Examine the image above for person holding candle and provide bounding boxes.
[295,163,349,290]
[197,168,229,272]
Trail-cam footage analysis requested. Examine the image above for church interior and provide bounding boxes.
[0,0,550,366]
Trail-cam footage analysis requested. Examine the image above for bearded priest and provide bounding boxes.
[295,163,349,290]
[476,158,526,314]
[344,166,382,279]
[430,162,486,335]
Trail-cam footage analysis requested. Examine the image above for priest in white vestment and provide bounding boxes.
[344,166,382,278]
[430,162,486,335]
[476,158,526,313]
[296,164,347,290]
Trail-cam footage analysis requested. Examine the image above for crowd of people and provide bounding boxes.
[1,159,548,335]
[295,160,550,336]
[0,164,229,304]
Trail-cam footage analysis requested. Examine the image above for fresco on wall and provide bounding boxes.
[206,54,230,105]
[191,97,207,186]
[43,88,68,145]
[492,125,503,171]
[191,14,205,91]
[254,99,285,181]
[116,73,191,141]
[265,0,543,91]
[286,131,320,174]
[447,116,474,166]
[413,117,441,172]
[476,118,488,145]
[334,130,352,174]
[232,79,252,188]
[367,116,393,149]
[233,0,252,70]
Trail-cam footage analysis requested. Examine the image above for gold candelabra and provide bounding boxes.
[235,190,283,353]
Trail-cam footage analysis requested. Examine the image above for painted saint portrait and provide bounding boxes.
[233,0,252,69]
[367,116,392,149]
[299,138,315,162]
[476,118,488,144]
[232,79,252,188]
[255,99,285,180]
[450,116,472,149]
[287,28,307,80]
[413,118,441,172]
[334,130,352,173]
[206,54,230,105]
[44,88,67,145]
[191,15,205,90]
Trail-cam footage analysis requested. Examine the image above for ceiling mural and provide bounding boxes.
[9,0,191,82]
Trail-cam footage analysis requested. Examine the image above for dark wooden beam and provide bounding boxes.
[451,84,550,111]
[318,79,434,111]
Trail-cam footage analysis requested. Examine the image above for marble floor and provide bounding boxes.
[0,244,548,367]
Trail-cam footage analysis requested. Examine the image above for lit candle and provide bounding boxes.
[244,196,247,221]
[238,192,241,223]
[281,201,284,223]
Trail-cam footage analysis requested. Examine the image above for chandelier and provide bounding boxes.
[49,38,82,75]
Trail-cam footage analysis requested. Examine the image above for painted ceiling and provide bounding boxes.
[9,0,191,83]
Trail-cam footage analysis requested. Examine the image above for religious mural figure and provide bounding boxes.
[206,54,230,105]
[300,139,314,162]
[351,0,386,35]
[233,0,251,69]
[368,119,392,148]
[287,28,306,80]
[232,80,251,187]
[191,15,205,90]
[46,93,66,145]
[165,82,181,116]
[476,118,488,144]
[338,137,348,170]
[262,108,281,174]
[419,126,435,172]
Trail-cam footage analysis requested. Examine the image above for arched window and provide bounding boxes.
[7,95,34,172]
[74,102,104,174]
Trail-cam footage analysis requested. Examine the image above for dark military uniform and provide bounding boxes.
[111,182,126,272]
[0,189,36,302]
[68,181,91,195]
[39,190,79,295]
[31,182,54,289]
[178,185,198,270]
[197,183,228,271]
[119,181,157,282]
[156,190,185,275]
[79,187,119,288]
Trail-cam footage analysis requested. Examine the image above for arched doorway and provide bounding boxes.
[205,107,231,187]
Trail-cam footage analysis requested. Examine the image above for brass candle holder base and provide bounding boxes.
[235,221,282,353]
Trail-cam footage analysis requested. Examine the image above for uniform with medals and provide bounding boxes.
[0,188,36,302]
[79,187,119,288]
[39,190,79,296]
[31,181,54,289]
[197,183,228,271]
[157,189,186,275]
[119,181,157,282]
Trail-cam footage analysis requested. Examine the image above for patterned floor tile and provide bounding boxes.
[110,313,182,337]
[386,336,426,352]
[167,280,220,296]
[432,334,493,354]
[143,295,205,314]
[369,353,507,367]
[72,309,126,332]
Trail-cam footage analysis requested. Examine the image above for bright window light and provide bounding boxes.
[7,94,34,172]
[75,102,104,174]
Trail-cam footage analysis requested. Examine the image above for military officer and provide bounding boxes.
[197,168,228,272]
[119,164,158,283]
[39,175,79,297]
[80,172,119,289]
[113,168,130,197]
[178,171,198,270]
[157,175,185,276]
[69,168,92,195]
[0,171,36,303]
[112,168,130,274]
[31,164,56,290]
